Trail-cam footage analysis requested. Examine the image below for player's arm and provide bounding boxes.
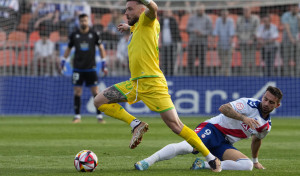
[219,103,260,129]
[60,47,72,69]
[63,47,71,58]
[99,44,106,59]
[118,23,131,33]
[251,135,265,169]
[98,43,108,75]
[141,0,158,20]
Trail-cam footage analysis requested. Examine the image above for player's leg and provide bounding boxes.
[192,149,253,171]
[137,77,221,172]
[160,109,221,172]
[87,71,105,123]
[94,85,135,124]
[72,71,84,123]
[94,81,148,149]
[73,86,82,123]
[90,86,105,123]
[135,141,193,170]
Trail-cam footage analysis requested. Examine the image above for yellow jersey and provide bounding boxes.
[128,12,164,80]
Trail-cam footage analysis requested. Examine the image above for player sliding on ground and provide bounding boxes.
[94,0,221,172]
[135,86,283,171]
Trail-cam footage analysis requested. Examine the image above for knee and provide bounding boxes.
[94,95,103,108]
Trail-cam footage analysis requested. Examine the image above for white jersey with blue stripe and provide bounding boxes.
[205,98,272,144]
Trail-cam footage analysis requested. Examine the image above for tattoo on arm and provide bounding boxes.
[220,103,245,121]
[103,86,127,104]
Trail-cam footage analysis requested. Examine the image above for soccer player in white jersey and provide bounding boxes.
[135,86,283,171]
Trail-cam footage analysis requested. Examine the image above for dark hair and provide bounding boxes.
[266,86,283,102]
[78,13,88,20]
[126,0,143,5]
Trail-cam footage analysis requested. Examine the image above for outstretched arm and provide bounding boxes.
[141,0,158,20]
[251,135,265,169]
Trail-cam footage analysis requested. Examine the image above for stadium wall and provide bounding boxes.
[0,76,298,117]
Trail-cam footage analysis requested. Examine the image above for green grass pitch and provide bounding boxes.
[0,116,299,176]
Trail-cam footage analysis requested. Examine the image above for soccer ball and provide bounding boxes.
[74,150,98,172]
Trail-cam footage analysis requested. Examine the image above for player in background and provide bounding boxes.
[62,14,107,124]
[94,0,221,172]
[135,86,282,171]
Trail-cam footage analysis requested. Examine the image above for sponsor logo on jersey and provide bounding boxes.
[241,122,256,134]
[241,123,250,131]
[76,34,80,38]
[88,33,93,38]
[236,102,244,110]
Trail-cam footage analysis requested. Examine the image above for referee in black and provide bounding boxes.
[62,13,107,123]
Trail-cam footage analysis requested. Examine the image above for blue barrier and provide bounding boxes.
[0,76,298,116]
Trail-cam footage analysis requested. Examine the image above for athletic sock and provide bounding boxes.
[203,159,253,170]
[74,114,81,119]
[74,95,81,115]
[178,125,214,161]
[145,141,193,166]
[98,103,136,125]
[96,114,103,119]
[130,119,141,129]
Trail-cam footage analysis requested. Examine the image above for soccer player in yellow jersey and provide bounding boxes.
[94,0,221,172]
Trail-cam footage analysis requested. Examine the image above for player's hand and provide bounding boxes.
[118,23,130,33]
[60,59,66,69]
[242,116,260,129]
[254,162,265,169]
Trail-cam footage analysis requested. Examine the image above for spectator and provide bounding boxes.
[28,1,58,32]
[72,1,92,32]
[104,9,124,42]
[281,4,300,76]
[236,7,260,76]
[213,9,235,76]
[159,9,181,76]
[0,0,19,33]
[33,30,58,76]
[55,0,76,34]
[256,14,279,77]
[116,30,130,75]
[186,4,213,76]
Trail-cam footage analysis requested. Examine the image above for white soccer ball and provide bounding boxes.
[74,150,98,172]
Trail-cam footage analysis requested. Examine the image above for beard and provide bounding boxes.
[128,16,139,26]
[261,104,272,114]
[80,25,88,30]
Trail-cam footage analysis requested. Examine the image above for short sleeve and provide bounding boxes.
[229,98,252,115]
[95,31,102,45]
[68,33,74,48]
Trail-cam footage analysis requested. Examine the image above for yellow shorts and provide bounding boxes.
[114,77,175,113]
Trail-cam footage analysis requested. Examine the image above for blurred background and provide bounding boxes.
[0,0,299,117]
